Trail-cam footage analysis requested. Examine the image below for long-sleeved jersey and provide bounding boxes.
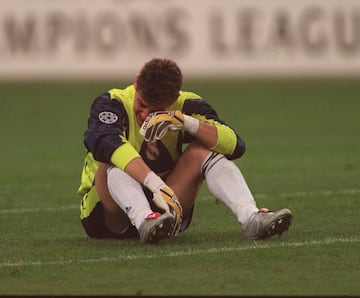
[77,84,245,197]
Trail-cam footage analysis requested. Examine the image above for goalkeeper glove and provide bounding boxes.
[140,110,199,143]
[143,171,183,236]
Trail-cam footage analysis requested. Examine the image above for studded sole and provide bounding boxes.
[258,213,292,240]
[144,216,174,244]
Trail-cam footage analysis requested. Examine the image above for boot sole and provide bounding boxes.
[258,211,292,240]
[140,215,175,244]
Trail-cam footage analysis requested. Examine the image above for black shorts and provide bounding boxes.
[80,185,194,239]
[81,201,139,239]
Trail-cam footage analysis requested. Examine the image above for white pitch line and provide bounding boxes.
[200,188,360,201]
[279,188,360,198]
[0,205,78,214]
[0,236,358,268]
[1,188,359,215]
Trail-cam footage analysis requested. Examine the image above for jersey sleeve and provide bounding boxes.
[83,92,140,170]
[182,99,246,160]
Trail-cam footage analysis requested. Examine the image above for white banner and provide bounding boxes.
[1,0,360,79]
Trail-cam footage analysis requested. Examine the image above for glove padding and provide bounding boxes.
[152,186,183,236]
[140,111,184,142]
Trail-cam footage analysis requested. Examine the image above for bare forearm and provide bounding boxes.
[124,157,152,184]
[190,121,218,148]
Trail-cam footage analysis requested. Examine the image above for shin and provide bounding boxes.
[202,153,258,224]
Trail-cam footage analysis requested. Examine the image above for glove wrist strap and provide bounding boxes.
[143,171,166,193]
[183,115,199,134]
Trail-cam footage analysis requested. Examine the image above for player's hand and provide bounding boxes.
[143,171,183,236]
[152,186,183,236]
[140,111,184,142]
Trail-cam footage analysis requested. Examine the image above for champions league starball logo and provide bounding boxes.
[98,111,118,124]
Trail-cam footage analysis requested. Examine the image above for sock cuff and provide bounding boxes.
[201,152,226,178]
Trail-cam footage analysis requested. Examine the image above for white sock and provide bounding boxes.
[107,166,153,230]
[202,153,259,224]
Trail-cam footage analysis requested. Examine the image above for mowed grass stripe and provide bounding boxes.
[1,188,359,214]
[1,237,358,268]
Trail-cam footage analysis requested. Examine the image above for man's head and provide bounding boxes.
[134,58,183,125]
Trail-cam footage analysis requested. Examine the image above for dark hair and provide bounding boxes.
[136,58,183,106]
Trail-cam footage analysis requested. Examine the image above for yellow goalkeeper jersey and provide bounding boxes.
[77,84,245,197]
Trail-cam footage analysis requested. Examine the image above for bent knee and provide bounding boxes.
[183,142,213,162]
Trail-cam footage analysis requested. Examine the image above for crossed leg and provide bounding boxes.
[165,142,210,215]
[94,142,211,235]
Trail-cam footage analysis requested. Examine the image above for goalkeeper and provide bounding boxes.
[77,58,292,243]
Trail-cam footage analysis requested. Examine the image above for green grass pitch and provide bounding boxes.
[0,79,359,295]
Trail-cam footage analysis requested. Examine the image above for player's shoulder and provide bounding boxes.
[179,90,202,101]
[91,85,132,116]
[108,85,135,104]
